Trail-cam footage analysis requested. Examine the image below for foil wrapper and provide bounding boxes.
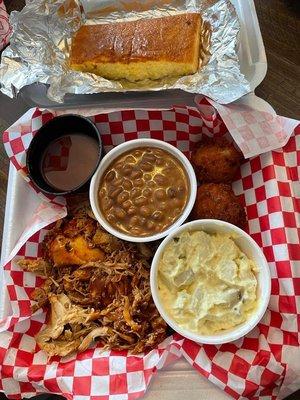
[0,0,250,104]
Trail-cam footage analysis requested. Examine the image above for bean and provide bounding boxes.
[140,162,154,172]
[140,217,146,225]
[107,214,116,223]
[134,178,144,187]
[128,206,137,216]
[152,149,164,156]
[142,154,157,163]
[155,158,165,167]
[102,197,113,211]
[131,169,143,179]
[99,188,106,197]
[130,227,142,236]
[117,191,129,205]
[162,167,173,176]
[154,224,163,232]
[140,205,152,217]
[103,203,112,212]
[143,188,152,197]
[105,170,116,182]
[152,211,163,221]
[177,185,186,198]
[123,179,133,190]
[167,187,177,198]
[172,207,181,217]
[115,207,126,220]
[154,174,167,185]
[148,181,156,189]
[146,220,155,231]
[109,187,122,199]
[112,178,123,187]
[133,150,143,158]
[129,215,141,226]
[122,200,132,210]
[131,188,142,198]
[114,162,123,171]
[134,196,147,206]
[157,202,167,211]
[154,188,166,200]
[124,155,136,164]
[121,165,133,176]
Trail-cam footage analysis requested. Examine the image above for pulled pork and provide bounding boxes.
[19,209,167,357]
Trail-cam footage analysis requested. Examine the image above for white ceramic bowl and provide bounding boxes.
[89,138,197,243]
[150,219,271,344]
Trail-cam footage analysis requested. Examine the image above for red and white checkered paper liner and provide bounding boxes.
[1,104,300,400]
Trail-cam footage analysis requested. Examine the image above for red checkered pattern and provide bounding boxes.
[42,135,72,172]
[1,106,299,400]
[198,96,299,159]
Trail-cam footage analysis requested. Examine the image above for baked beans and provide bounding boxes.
[98,147,189,237]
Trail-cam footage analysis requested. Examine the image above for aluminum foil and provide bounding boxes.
[0,0,250,104]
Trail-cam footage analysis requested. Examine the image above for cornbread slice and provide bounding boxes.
[70,13,202,82]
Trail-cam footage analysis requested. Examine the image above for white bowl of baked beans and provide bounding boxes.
[89,138,197,242]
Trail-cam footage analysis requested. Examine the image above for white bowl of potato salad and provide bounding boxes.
[150,219,271,344]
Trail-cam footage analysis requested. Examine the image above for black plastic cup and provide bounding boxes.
[26,114,103,196]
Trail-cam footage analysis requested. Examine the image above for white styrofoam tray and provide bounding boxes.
[0,0,267,397]
[0,93,275,399]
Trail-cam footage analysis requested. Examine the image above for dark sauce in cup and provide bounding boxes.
[41,133,99,191]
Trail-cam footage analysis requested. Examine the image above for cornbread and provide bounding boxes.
[70,13,202,82]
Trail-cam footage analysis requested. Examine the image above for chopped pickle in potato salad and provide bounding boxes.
[158,230,258,335]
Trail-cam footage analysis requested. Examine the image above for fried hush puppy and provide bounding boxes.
[191,138,243,183]
[191,183,247,228]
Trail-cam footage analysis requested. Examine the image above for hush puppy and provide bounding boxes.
[191,183,247,228]
[191,138,243,183]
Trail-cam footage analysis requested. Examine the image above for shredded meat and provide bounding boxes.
[18,258,52,277]
[36,293,100,357]
[92,229,123,253]
[19,208,167,357]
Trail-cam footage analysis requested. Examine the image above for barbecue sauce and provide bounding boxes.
[41,134,99,191]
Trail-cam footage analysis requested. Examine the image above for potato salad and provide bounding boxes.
[157,230,258,335]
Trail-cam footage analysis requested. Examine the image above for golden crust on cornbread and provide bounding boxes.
[70,13,202,82]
